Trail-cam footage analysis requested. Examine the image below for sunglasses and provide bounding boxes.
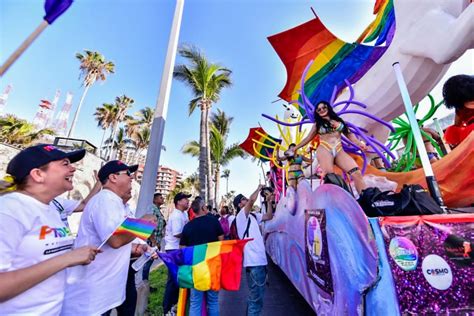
[115,170,132,177]
[316,105,328,113]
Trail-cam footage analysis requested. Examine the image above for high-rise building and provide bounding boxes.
[0,84,12,114]
[122,146,147,166]
[33,90,60,129]
[154,166,183,197]
[53,92,74,136]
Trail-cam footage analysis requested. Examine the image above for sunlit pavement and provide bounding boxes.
[219,256,315,316]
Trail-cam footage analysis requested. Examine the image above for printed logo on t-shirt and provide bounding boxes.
[39,225,72,240]
[39,225,73,255]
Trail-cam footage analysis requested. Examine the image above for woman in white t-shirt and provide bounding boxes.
[0,144,100,315]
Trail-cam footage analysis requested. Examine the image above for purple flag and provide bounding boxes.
[44,0,73,24]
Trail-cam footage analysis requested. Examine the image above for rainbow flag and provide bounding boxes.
[158,239,250,291]
[112,217,155,241]
[239,127,281,162]
[267,0,394,118]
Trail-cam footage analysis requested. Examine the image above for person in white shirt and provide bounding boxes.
[162,191,191,315]
[233,184,274,316]
[50,170,102,227]
[0,144,99,315]
[61,160,156,316]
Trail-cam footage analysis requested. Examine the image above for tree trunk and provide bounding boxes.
[99,128,106,158]
[198,107,207,199]
[106,124,117,160]
[67,84,90,138]
[214,165,220,207]
[226,177,229,194]
[205,105,214,206]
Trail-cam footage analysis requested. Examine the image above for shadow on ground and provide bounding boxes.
[219,256,315,316]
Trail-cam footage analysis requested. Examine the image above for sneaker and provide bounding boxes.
[171,304,178,315]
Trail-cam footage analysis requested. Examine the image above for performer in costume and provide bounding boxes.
[277,143,312,189]
[291,101,367,194]
[442,74,474,147]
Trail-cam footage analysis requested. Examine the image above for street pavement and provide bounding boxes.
[219,256,316,316]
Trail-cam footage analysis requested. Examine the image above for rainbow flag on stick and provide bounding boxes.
[113,217,156,241]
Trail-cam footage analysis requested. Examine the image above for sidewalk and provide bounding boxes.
[219,257,315,315]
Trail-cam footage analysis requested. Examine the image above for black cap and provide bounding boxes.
[173,192,192,204]
[233,194,246,209]
[7,144,86,182]
[98,160,138,182]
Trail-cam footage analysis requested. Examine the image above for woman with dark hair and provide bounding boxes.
[291,101,367,193]
[442,74,474,147]
[0,144,100,314]
[277,143,312,189]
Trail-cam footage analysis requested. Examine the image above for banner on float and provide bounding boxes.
[381,215,474,314]
[305,209,334,297]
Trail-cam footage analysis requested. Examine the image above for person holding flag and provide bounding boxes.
[61,160,156,316]
[180,198,225,315]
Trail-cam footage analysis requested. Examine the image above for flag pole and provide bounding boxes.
[392,62,446,210]
[136,0,185,217]
[0,20,49,77]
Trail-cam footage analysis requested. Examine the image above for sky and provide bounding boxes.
[1,0,473,198]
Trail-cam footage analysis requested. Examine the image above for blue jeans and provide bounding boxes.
[246,265,267,316]
[189,289,219,316]
[163,250,179,314]
[142,258,153,280]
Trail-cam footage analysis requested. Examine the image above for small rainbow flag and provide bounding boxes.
[112,217,156,241]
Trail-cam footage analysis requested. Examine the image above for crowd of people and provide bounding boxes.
[0,144,276,316]
[1,74,470,315]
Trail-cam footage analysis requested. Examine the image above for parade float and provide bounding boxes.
[240,0,474,314]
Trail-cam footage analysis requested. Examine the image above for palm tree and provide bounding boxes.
[209,126,245,205]
[221,169,230,195]
[68,50,115,138]
[126,106,154,138]
[173,45,232,206]
[211,109,233,135]
[94,103,115,157]
[130,126,151,164]
[0,115,55,146]
[106,95,134,160]
[104,127,132,161]
[182,112,244,205]
[222,190,236,208]
[166,173,200,204]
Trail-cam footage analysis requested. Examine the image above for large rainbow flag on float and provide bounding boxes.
[267,0,394,117]
[239,127,281,162]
